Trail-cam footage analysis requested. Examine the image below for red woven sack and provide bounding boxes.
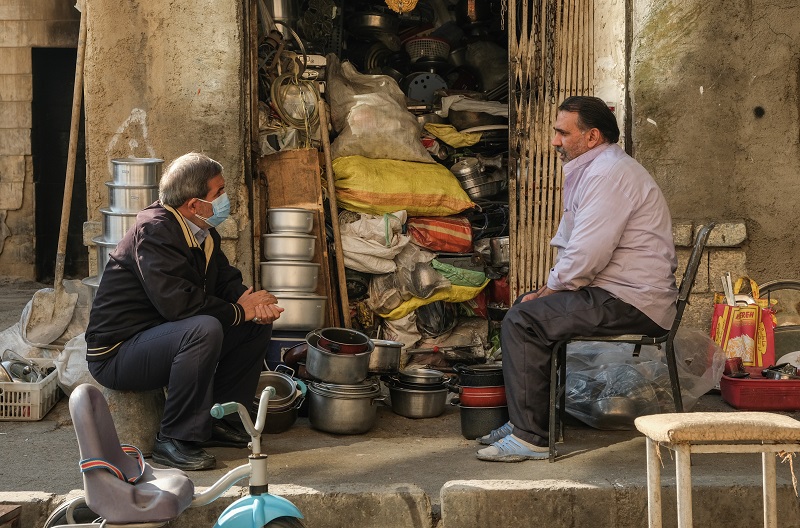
[407,216,473,253]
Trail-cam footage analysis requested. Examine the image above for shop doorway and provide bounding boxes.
[31,47,88,282]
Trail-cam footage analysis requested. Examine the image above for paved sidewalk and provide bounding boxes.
[1,279,799,528]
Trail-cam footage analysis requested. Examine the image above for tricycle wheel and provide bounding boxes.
[43,496,102,526]
[264,517,306,528]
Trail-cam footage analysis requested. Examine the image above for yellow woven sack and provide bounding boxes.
[332,156,475,216]
[378,279,490,320]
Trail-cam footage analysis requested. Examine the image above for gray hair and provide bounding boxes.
[158,152,223,207]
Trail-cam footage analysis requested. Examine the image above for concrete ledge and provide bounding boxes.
[440,479,800,528]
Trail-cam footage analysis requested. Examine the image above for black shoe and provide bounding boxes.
[152,435,216,471]
[197,420,251,449]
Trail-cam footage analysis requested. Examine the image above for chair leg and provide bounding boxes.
[664,339,684,412]
[762,451,778,528]
[645,438,663,528]
[549,340,566,463]
[675,444,693,528]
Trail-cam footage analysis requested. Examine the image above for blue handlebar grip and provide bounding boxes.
[210,402,239,419]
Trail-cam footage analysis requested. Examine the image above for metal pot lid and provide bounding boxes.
[111,158,164,165]
[309,380,381,398]
[388,378,446,391]
[450,157,481,175]
[455,363,503,374]
[398,368,445,385]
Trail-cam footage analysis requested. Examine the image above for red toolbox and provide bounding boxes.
[720,367,800,411]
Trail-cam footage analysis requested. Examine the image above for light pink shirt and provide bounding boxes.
[547,143,678,329]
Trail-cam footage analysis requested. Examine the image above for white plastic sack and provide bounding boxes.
[327,55,434,163]
[340,210,411,274]
[565,328,725,430]
[53,332,99,395]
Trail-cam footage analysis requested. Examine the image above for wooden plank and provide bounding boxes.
[257,149,338,326]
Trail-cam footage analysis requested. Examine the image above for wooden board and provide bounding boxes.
[257,149,339,326]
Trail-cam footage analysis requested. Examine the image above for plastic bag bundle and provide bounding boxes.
[564,329,725,430]
[326,55,433,163]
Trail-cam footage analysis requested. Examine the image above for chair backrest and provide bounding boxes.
[671,222,716,332]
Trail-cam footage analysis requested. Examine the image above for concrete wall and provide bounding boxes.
[82,0,254,280]
[630,0,800,283]
[0,0,80,279]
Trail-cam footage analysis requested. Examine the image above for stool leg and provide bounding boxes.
[762,451,777,528]
[645,438,663,528]
[675,444,693,528]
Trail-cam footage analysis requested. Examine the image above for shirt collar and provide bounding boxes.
[563,142,614,174]
[184,218,209,245]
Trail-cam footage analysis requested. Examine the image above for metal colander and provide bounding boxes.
[404,36,450,62]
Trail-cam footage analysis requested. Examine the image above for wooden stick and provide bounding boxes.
[317,99,351,328]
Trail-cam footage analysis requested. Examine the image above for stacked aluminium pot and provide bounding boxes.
[304,328,383,435]
[261,208,326,332]
[449,364,509,439]
[82,158,162,303]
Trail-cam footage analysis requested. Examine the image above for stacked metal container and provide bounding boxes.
[82,158,163,302]
[261,208,326,332]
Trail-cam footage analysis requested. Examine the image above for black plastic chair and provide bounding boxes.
[547,222,716,462]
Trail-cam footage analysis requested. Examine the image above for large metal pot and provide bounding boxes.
[458,404,509,439]
[111,158,163,186]
[100,209,137,243]
[261,262,320,292]
[271,293,326,331]
[306,332,373,384]
[105,182,158,214]
[267,208,314,234]
[369,339,403,374]
[92,237,117,276]
[81,275,100,305]
[313,327,372,355]
[455,385,507,407]
[388,381,448,419]
[262,234,316,261]
[398,368,445,386]
[307,380,384,434]
[454,363,504,387]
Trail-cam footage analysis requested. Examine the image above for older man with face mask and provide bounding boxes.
[476,96,678,462]
[86,152,283,471]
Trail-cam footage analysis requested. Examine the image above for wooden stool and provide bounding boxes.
[634,412,800,528]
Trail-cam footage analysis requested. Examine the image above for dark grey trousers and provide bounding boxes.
[89,315,272,442]
[501,287,665,447]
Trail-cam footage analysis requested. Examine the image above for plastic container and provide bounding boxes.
[0,359,61,421]
[720,366,800,411]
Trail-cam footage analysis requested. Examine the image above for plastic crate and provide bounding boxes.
[0,359,61,421]
[720,366,800,411]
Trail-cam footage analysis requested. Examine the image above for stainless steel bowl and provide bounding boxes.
[111,158,163,186]
[267,208,315,234]
[92,236,118,275]
[272,292,327,331]
[105,182,158,213]
[100,209,137,243]
[261,261,320,292]
[262,234,316,261]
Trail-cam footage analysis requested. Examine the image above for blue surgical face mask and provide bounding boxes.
[196,193,230,228]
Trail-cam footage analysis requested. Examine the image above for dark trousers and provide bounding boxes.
[501,287,664,447]
[89,315,272,442]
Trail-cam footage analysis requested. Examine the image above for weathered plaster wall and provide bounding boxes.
[83,0,254,280]
[0,0,80,279]
[592,0,626,142]
[630,0,800,283]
